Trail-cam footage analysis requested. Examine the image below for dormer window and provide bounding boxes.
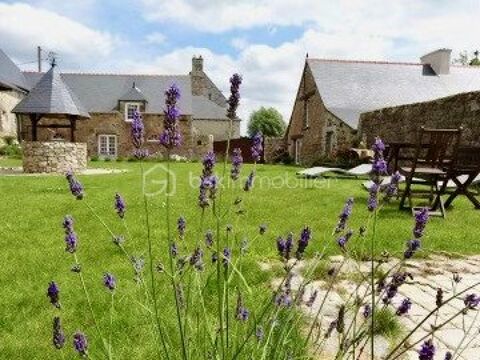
[125,102,141,122]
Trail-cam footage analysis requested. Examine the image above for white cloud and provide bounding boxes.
[145,32,167,45]
[0,3,119,68]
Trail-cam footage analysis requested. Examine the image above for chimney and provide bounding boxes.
[420,48,452,75]
[192,55,203,72]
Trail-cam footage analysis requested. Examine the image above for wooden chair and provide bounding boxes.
[444,146,480,209]
[399,127,463,217]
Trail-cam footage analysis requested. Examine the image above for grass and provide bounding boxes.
[0,158,479,358]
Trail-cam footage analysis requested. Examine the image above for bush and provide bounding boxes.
[90,155,99,162]
[0,143,22,158]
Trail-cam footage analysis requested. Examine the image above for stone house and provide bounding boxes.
[0,49,30,142]
[286,49,480,165]
[0,49,239,157]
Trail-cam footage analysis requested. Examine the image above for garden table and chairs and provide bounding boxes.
[386,127,480,217]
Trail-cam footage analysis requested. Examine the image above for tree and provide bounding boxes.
[247,107,286,138]
[452,50,480,66]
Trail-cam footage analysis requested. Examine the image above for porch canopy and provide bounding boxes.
[12,61,89,142]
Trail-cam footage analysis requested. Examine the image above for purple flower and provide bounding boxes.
[62,215,74,233]
[66,171,84,200]
[65,231,78,253]
[52,317,65,349]
[367,183,379,212]
[244,171,255,192]
[231,148,243,180]
[396,297,412,316]
[404,239,421,259]
[199,152,217,207]
[276,237,286,258]
[222,247,231,268]
[73,332,88,357]
[160,84,182,149]
[103,273,116,291]
[177,216,186,238]
[227,74,242,120]
[372,137,386,153]
[372,158,388,174]
[131,110,145,149]
[306,290,318,307]
[363,304,372,318]
[296,226,311,259]
[202,151,216,176]
[47,281,60,308]
[251,132,263,162]
[259,224,267,235]
[444,351,452,360]
[337,229,353,250]
[418,339,435,360]
[413,208,429,238]
[236,294,249,322]
[370,137,387,191]
[335,198,354,233]
[384,171,402,200]
[274,290,293,307]
[464,294,480,309]
[205,230,213,248]
[190,247,204,271]
[114,193,126,219]
[171,242,178,257]
[285,232,294,260]
[133,148,149,159]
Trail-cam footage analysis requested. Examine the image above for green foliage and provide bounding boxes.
[247,107,286,138]
[0,142,22,158]
[453,50,480,66]
[90,155,99,162]
[372,308,402,338]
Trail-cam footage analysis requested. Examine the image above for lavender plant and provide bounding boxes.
[44,76,480,360]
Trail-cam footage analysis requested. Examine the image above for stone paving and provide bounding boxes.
[269,255,480,359]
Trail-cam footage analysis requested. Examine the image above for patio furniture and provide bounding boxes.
[443,146,480,209]
[296,163,372,178]
[398,127,463,217]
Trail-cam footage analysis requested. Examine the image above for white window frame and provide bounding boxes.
[294,139,301,165]
[125,102,141,122]
[98,134,118,158]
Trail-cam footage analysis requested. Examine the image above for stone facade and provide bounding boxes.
[190,56,227,107]
[359,91,480,147]
[0,89,24,140]
[192,119,240,141]
[19,111,213,159]
[286,62,356,165]
[23,141,87,173]
[263,137,287,163]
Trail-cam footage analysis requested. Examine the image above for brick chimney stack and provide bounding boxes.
[192,55,204,72]
[420,48,452,75]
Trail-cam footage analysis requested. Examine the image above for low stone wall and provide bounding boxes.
[23,141,87,173]
[359,91,480,146]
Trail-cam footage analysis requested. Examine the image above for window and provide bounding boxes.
[98,135,117,157]
[125,102,141,122]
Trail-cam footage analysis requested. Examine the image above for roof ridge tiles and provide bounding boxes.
[307,58,422,66]
[22,70,189,77]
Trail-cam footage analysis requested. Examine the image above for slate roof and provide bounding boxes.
[307,59,480,129]
[0,49,29,91]
[118,82,148,102]
[23,72,193,115]
[13,65,90,118]
[192,95,232,120]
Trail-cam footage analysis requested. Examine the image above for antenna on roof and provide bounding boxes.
[47,51,58,68]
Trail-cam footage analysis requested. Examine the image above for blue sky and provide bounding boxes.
[0,0,479,133]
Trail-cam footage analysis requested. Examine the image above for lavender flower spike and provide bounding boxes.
[227,74,242,120]
[335,198,354,233]
[413,208,429,239]
[160,83,182,149]
[52,316,66,349]
[47,281,60,308]
[296,226,312,259]
[418,339,435,360]
[235,293,249,322]
[177,216,186,239]
[244,171,255,192]
[65,230,78,253]
[114,193,126,219]
[103,273,116,291]
[131,110,145,149]
[205,230,213,248]
[62,215,74,234]
[396,297,412,316]
[230,148,243,180]
[251,132,263,162]
[66,171,84,200]
[73,332,88,357]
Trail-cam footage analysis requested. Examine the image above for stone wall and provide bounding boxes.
[359,91,480,146]
[286,62,356,165]
[23,141,87,173]
[19,112,211,160]
[0,89,24,140]
[192,119,241,141]
[190,57,227,108]
[264,137,287,163]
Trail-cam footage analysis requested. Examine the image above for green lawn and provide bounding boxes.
[1,158,479,358]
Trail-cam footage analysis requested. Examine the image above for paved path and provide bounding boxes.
[269,255,480,359]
